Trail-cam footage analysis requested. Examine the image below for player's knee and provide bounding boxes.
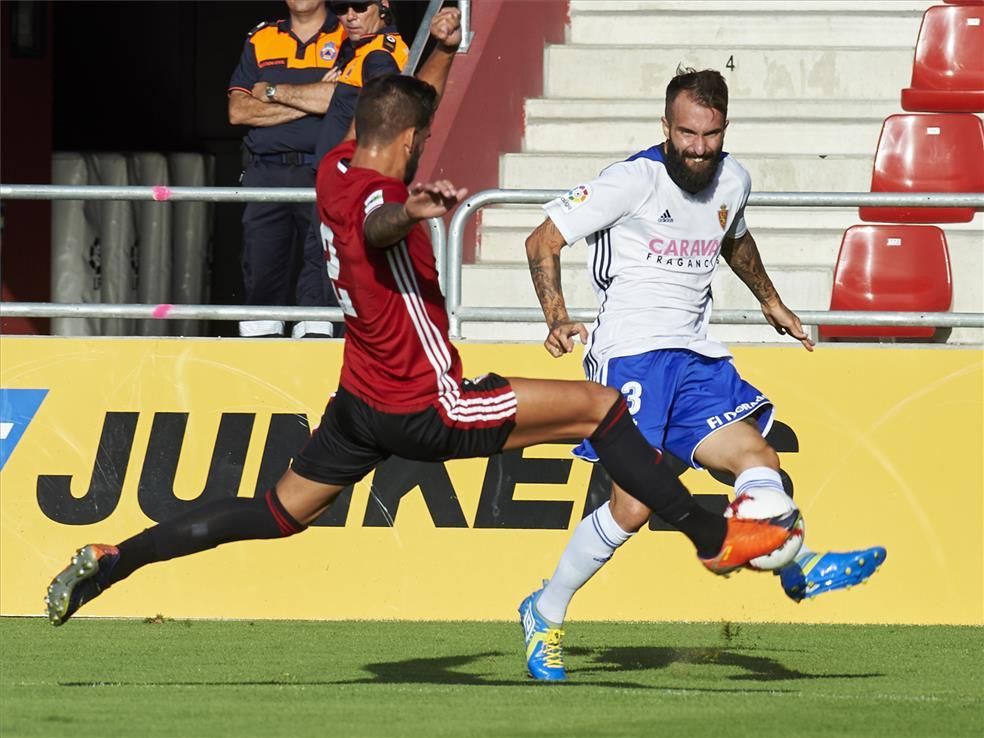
[274,470,342,528]
[588,384,622,423]
[610,485,651,532]
[741,434,779,470]
[264,486,308,537]
[719,439,779,475]
[758,443,780,470]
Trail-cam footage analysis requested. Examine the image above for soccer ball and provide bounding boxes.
[724,487,805,571]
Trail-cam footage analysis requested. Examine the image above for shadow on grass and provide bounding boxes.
[59,645,881,690]
[569,646,884,683]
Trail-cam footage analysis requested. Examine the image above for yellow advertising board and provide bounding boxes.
[1,337,981,625]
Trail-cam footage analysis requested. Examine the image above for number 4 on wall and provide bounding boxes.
[726,55,735,71]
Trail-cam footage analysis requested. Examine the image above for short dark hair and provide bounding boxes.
[665,66,729,121]
[355,75,438,146]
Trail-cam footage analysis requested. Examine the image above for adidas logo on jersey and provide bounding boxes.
[657,209,674,223]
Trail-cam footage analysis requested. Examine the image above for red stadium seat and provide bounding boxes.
[943,0,983,5]
[820,225,952,340]
[902,5,984,113]
[859,114,984,223]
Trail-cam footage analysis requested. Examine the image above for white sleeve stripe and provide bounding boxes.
[386,244,458,399]
[364,189,385,216]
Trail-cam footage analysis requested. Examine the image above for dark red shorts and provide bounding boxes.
[292,373,517,486]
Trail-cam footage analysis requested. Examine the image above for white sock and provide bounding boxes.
[536,501,634,625]
[734,467,812,565]
[734,466,785,500]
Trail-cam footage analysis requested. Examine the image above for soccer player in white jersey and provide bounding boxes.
[518,68,886,681]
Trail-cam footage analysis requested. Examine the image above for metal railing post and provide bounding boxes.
[426,216,448,293]
[404,0,445,75]
[459,0,475,53]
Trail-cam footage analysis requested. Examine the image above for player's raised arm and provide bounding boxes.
[526,218,588,357]
[414,8,462,99]
[364,180,466,250]
[721,230,815,351]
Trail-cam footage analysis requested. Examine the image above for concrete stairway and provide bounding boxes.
[459,0,983,345]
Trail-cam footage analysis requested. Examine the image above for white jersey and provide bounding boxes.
[543,144,751,379]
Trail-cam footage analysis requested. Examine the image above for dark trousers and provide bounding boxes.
[240,160,314,307]
[296,208,333,307]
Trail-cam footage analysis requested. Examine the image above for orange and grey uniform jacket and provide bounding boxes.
[228,15,347,156]
[313,25,409,166]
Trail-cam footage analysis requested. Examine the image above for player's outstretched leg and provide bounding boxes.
[45,544,120,626]
[519,582,566,682]
[506,382,794,571]
[42,479,327,626]
[779,547,887,602]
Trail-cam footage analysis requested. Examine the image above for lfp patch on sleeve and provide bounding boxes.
[560,185,591,212]
[363,189,385,216]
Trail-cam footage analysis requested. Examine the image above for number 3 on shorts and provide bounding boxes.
[621,381,643,415]
[321,223,358,317]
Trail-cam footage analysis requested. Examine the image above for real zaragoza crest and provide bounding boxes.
[718,204,729,229]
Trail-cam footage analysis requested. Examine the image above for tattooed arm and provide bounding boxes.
[721,230,815,351]
[363,204,416,250]
[720,229,780,304]
[526,218,588,357]
[364,180,466,250]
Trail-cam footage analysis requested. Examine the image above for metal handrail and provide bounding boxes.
[0,184,448,292]
[5,185,982,208]
[0,303,344,322]
[446,189,984,336]
[0,184,313,203]
[404,0,445,75]
[1,185,982,336]
[1,302,980,329]
[454,307,984,329]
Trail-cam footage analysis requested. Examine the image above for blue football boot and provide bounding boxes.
[780,547,886,602]
[518,583,566,681]
[45,544,120,626]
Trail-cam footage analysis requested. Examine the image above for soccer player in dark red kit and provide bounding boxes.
[44,21,793,663]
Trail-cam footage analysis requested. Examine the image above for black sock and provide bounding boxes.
[668,504,728,559]
[589,396,726,557]
[109,489,305,585]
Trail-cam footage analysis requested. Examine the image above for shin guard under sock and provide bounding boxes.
[109,489,305,585]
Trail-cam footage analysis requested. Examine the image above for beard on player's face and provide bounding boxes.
[403,129,427,185]
[403,147,421,185]
[663,136,721,194]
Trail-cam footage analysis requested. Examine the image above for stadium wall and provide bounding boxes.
[415,0,569,263]
[1,338,981,625]
[1,2,53,335]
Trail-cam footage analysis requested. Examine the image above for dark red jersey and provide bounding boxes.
[317,140,463,413]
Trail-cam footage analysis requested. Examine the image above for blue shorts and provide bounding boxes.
[575,349,774,469]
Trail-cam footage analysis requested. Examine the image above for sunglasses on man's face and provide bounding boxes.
[330,2,374,15]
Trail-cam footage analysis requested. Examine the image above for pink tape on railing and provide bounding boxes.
[152,186,172,201]
[152,304,174,319]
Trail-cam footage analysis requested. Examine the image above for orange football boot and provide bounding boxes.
[700,518,793,575]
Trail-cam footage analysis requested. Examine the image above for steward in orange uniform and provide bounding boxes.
[313,23,409,164]
[297,8,409,323]
[228,10,347,336]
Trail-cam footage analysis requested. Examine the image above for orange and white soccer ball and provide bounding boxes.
[725,487,805,571]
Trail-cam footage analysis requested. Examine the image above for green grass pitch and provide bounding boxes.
[1,618,981,738]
